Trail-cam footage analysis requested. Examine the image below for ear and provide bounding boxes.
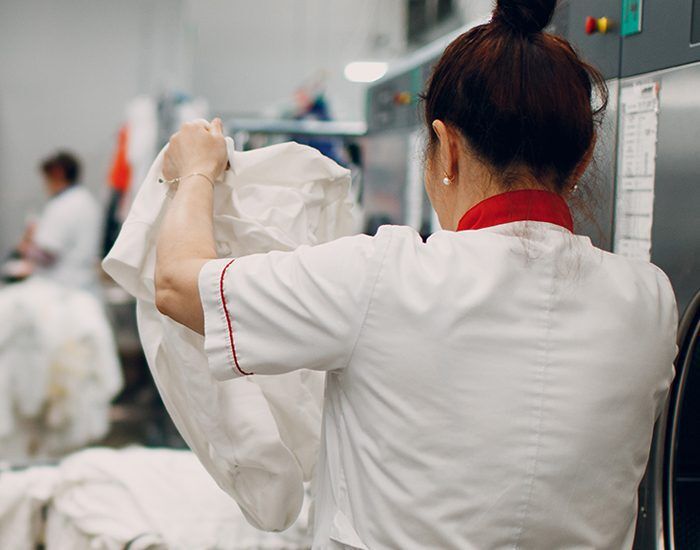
[431,120,460,179]
[570,132,597,188]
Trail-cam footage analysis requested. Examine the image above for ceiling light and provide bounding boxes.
[343,61,388,83]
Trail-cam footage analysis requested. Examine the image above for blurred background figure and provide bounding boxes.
[5,152,101,295]
[0,152,122,465]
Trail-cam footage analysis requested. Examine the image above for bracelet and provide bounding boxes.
[158,172,215,189]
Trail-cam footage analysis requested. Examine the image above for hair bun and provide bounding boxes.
[493,0,557,35]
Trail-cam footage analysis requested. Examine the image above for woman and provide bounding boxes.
[154,0,677,548]
[12,152,101,294]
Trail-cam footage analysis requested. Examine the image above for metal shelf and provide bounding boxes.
[225,118,366,138]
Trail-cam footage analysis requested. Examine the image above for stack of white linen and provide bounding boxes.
[0,464,59,550]
[46,447,312,550]
[0,278,123,460]
[0,447,312,550]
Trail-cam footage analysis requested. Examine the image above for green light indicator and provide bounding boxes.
[622,0,643,37]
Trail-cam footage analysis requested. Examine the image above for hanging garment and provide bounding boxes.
[121,96,159,222]
[0,279,123,460]
[125,96,159,196]
[109,125,132,194]
[102,136,355,531]
[104,97,160,255]
[46,447,313,550]
[103,125,132,256]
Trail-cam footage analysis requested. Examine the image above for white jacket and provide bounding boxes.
[198,200,677,549]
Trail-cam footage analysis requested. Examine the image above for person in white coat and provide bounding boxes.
[152,1,678,548]
[16,151,101,294]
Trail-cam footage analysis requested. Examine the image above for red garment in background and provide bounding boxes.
[109,126,131,192]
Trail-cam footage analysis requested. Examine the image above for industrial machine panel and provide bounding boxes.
[364,53,442,233]
[573,79,619,251]
[366,69,424,133]
[627,62,700,550]
[550,0,622,79]
[361,130,411,230]
[693,0,700,43]
[621,0,700,77]
[642,63,700,316]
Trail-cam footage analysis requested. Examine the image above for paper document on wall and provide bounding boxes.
[613,81,660,261]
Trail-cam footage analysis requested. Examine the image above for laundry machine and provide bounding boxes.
[617,1,700,547]
[551,2,700,548]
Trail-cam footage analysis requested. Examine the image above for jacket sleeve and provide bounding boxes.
[198,230,392,381]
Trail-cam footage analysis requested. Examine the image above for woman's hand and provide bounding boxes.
[163,118,228,182]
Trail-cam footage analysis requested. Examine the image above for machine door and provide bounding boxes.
[646,62,700,316]
[625,59,700,550]
[665,291,700,549]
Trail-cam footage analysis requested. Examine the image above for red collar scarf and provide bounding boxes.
[456,189,574,232]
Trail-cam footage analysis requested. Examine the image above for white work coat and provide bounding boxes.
[33,185,101,294]
[102,138,353,533]
[199,190,677,550]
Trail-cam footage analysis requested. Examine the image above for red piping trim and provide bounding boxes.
[219,259,252,376]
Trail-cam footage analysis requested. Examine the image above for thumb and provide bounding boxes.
[210,117,224,136]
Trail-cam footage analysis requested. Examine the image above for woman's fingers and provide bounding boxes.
[183,119,210,131]
[162,117,227,184]
[210,118,224,136]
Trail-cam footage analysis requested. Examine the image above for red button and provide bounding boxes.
[585,16,597,35]
[393,92,412,105]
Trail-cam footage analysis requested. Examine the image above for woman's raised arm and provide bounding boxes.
[154,118,228,334]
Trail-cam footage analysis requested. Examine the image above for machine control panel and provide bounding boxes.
[366,59,438,133]
[585,15,612,35]
[621,0,700,76]
[550,0,622,79]
[691,0,700,43]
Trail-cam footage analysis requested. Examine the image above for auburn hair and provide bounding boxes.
[423,0,608,191]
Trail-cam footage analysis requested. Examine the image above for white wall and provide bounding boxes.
[0,0,187,257]
[0,0,405,257]
[185,0,405,121]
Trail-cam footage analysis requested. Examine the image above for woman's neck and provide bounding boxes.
[443,163,554,231]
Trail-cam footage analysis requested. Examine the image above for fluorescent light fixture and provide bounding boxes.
[344,61,388,83]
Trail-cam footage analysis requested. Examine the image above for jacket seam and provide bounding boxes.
[341,229,395,371]
[512,261,555,548]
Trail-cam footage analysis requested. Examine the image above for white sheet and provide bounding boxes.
[0,465,59,550]
[0,279,123,460]
[102,137,355,531]
[46,447,313,550]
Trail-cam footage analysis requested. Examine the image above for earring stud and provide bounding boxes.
[442,176,451,186]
